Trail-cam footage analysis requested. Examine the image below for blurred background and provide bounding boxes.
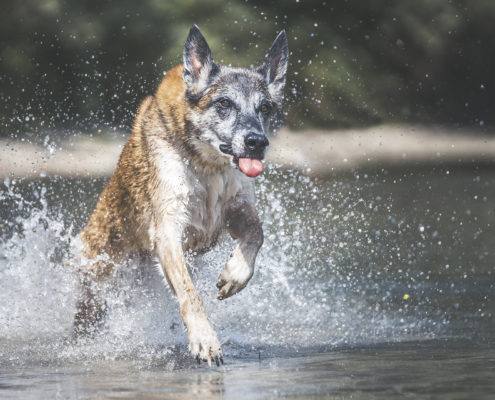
[1,3,495,397]
[1,0,494,139]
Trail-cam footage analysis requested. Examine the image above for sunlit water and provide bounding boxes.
[1,165,494,399]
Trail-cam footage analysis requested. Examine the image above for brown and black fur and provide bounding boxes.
[74,25,288,365]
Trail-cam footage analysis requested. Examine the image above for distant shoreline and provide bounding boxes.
[1,124,495,179]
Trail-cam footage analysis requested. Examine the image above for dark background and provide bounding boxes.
[1,0,494,138]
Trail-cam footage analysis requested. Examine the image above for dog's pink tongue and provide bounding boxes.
[238,158,263,177]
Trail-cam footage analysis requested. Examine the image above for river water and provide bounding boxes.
[0,165,494,399]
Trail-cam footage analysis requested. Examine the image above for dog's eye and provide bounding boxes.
[260,103,271,114]
[219,99,232,108]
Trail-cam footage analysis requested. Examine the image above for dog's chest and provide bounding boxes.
[184,169,244,251]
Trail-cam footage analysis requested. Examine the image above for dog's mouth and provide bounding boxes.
[219,144,264,178]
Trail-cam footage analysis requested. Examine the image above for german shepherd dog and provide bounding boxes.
[74,25,288,365]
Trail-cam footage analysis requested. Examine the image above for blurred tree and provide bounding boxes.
[0,0,494,138]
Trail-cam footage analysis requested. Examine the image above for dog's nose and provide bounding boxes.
[244,133,269,152]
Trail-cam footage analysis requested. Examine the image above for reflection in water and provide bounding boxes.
[1,341,493,399]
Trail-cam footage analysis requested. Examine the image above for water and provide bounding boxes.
[0,165,494,399]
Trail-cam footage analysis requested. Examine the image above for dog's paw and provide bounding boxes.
[216,258,253,300]
[188,319,222,366]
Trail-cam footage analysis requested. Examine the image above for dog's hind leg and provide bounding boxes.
[217,199,263,300]
[72,260,114,338]
[154,226,222,365]
[73,281,106,337]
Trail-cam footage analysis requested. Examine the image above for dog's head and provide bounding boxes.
[182,25,288,177]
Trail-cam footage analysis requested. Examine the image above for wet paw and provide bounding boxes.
[188,320,222,366]
[216,259,253,300]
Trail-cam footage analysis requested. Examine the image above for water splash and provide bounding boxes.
[0,167,452,368]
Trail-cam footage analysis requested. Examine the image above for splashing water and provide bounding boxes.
[1,166,492,369]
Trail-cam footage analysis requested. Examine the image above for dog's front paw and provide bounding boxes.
[216,258,253,300]
[188,319,222,366]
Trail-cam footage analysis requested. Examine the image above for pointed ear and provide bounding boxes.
[182,25,216,90]
[261,30,289,102]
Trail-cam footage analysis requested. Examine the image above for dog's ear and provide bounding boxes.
[260,30,289,102]
[183,25,216,90]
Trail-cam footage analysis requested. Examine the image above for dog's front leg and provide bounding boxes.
[154,226,222,365]
[217,199,263,300]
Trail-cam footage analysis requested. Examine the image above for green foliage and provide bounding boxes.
[1,0,494,137]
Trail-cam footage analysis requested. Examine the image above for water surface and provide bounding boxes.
[0,165,494,398]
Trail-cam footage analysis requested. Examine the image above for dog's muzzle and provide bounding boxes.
[244,133,269,159]
[219,139,266,178]
[219,143,233,156]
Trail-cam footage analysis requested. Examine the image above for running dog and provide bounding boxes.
[74,25,289,365]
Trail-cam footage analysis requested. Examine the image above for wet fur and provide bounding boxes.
[74,26,288,365]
